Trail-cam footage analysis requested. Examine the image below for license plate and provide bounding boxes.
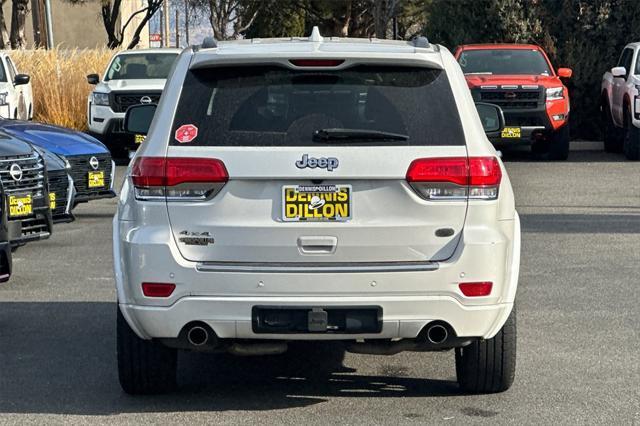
[88,171,104,188]
[283,184,351,222]
[9,194,32,218]
[49,192,56,210]
[135,134,146,144]
[501,127,521,138]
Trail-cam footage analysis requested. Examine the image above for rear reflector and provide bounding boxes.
[459,282,493,297]
[289,59,345,67]
[131,157,228,200]
[142,282,176,297]
[406,157,502,200]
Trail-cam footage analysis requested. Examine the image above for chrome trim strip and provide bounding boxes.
[0,155,39,163]
[66,175,76,215]
[109,160,115,191]
[196,261,439,273]
[501,85,518,89]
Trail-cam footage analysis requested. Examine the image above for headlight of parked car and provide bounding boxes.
[545,87,564,101]
[92,92,110,106]
[0,91,8,105]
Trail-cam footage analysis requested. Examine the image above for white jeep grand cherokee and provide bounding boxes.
[114,28,521,395]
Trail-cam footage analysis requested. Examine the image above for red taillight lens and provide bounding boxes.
[131,157,228,200]
[468,157,502,186]
[164,158,228,186]
[406,157,468,186]
[142,282,176,297]
[406,157,501,200]
[289,59,345,67]
[458,282,493,297]
[131,157,165,187]
[132,157,228,187]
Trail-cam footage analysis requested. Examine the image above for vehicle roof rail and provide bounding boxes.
[201,36,218,49]
[412,36,430,49]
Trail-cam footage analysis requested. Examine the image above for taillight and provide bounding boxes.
[142,282,176,297]
[458,282,493,297]
[131,157,228,201]
[406,157,501,200]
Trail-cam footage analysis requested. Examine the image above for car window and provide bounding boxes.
[170,65,466,147]
[622,49,634,76]
[105,53,178,81]
[0,60,6,82]
[5,57,17,76]
[4,57,15,81]
[634,51,640,75]
[458,49,552,75]
[617,48,632,67]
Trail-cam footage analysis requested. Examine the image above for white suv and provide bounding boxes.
[86,48,180,158]
[114,28,521,395]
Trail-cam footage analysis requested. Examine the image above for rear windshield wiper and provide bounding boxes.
[313,128,409,142]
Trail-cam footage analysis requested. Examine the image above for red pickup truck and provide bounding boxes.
[454,44,572,160]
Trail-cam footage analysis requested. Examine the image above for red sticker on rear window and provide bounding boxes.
[175,124,198,143]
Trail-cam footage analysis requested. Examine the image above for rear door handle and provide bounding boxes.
[297,236,337,255]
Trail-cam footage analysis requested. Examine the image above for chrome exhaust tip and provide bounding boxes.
[426,324,448,344]
[187,325,209,346]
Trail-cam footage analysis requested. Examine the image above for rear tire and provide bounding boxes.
[548,124,570,161]
[623,111,640,161]
[603,102,623,153]
[117,306,177,395]
[455,304,516,394]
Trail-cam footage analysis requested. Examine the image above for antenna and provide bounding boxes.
[201,36,218,49]
[309,26,323,42]
[412,36,430,49]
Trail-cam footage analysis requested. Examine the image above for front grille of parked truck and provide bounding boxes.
[67,154,113,197]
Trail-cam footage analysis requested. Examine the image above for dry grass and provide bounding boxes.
[12,48,113,131]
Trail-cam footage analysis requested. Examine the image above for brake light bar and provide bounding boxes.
[131,157,228,201]
[406,157,501,200]
[289,59,345,67]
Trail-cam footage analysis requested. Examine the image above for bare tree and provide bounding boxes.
[373,0,401,38]
[188,0,261,40]
[0,0,10,48]
[10,0,29,48]
[101,0,164,49]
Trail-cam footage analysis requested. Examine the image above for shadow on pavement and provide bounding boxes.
[500,148,627,163]
[0,302,461,416]
[520,213,640,234]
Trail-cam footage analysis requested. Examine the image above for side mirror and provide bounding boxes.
[557,68,572,78]
[87,73,100,85]
[475,102,505,135]
[611,66,626,78]
[124,104,157,135]
[14,74,30,85]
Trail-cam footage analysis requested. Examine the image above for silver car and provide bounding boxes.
[114,28,521,395]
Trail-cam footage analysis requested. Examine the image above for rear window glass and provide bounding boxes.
[458,49,552,75]
[170,65,465,146]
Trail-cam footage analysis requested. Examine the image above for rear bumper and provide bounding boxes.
[8,205,52,247]
[0,241,11,282]
[114,214,521,342]
[120,297,514,342]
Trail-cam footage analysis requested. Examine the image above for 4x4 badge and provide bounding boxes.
[295,154,339,172]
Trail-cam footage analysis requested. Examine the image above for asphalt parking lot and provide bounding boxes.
[0,147,638,424]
